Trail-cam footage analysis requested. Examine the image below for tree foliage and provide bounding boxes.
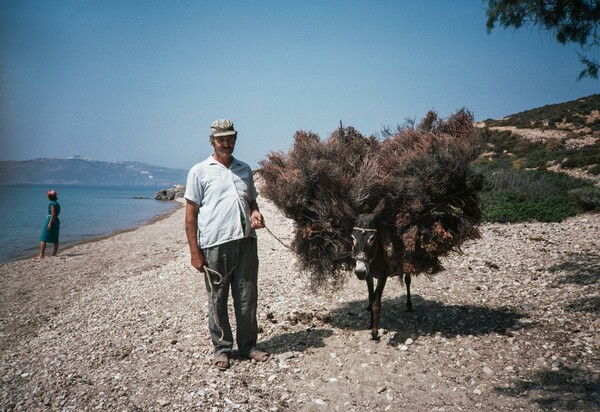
[484,0,600,80]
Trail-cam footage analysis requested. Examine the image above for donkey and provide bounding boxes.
[343,198,412,340]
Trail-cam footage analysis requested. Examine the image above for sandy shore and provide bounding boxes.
[1,192,599,411]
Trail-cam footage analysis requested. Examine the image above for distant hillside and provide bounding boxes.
[478,93,599,178]
[484,94,600,132]
[0,157,187,186]
[474,93,600,223]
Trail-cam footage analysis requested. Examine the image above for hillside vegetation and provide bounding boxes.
[484,94,600,132]
[476,94,600,223]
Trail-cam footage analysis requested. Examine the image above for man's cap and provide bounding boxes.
[210,119,237,138]
[47,190,57,197]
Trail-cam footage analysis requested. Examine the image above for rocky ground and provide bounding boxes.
[1,193,599,411]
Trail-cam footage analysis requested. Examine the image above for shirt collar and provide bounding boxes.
[206,154,241,169]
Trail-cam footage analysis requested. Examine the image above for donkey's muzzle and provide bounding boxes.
[354,260,368,280]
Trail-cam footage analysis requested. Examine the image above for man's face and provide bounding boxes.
[212,135,236,159]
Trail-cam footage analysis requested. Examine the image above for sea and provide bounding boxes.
[0,185,180,264]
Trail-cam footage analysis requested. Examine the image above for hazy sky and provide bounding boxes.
[1,0,598,170]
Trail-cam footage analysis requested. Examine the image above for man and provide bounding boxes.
[184,119,269,371]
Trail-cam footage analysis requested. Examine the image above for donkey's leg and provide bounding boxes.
[405,273,413,312]
[371,274,388,340]
[366,276,375,328]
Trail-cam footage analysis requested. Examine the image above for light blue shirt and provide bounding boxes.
[184,155,258,249]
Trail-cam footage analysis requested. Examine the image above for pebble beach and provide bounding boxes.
[1,192,599,411]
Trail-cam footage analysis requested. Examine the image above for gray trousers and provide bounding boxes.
[202,237,259,357]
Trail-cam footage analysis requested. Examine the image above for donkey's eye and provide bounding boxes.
[367,235,375,244]
[351,235,357,247]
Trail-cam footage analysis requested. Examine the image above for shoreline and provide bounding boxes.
[63,198,184,250]
[1,199,184,266]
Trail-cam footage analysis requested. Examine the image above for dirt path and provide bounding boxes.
[1,195,599,411]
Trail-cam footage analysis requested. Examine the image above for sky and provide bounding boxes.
[1,0,598,170]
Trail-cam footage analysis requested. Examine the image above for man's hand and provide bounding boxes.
[191,249,206,272]
[250,210,265,229]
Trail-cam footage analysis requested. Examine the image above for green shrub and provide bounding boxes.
[561,143,600,168]
[478,167,584,195]
[481,191,581,222]
[588,164,600,175]
[545,139,565,152]
[474,165,593,222]
[565,114,587,127]
[565,132,579,140]
[569,187,600,210]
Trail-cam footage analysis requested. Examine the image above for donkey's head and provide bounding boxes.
[343,198,386,280]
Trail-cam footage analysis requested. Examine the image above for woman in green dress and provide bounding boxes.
[38,190,61,258]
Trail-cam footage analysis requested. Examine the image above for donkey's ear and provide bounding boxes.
[341,200,357,219]
[369,198,386,219]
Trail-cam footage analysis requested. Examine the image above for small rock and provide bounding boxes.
[405,338,414,345]
[314,399,326,405]
[473,388,482,396]
[277,351,295,361]
[482,366,493,375]
[377,385,387,394]
[154,185,185,200]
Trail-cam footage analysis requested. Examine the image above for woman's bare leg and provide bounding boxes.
[38,241,46,259]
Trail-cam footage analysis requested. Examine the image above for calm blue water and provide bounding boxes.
[0,185,180,264]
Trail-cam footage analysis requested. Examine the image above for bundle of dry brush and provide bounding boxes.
[259,108,483,287]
